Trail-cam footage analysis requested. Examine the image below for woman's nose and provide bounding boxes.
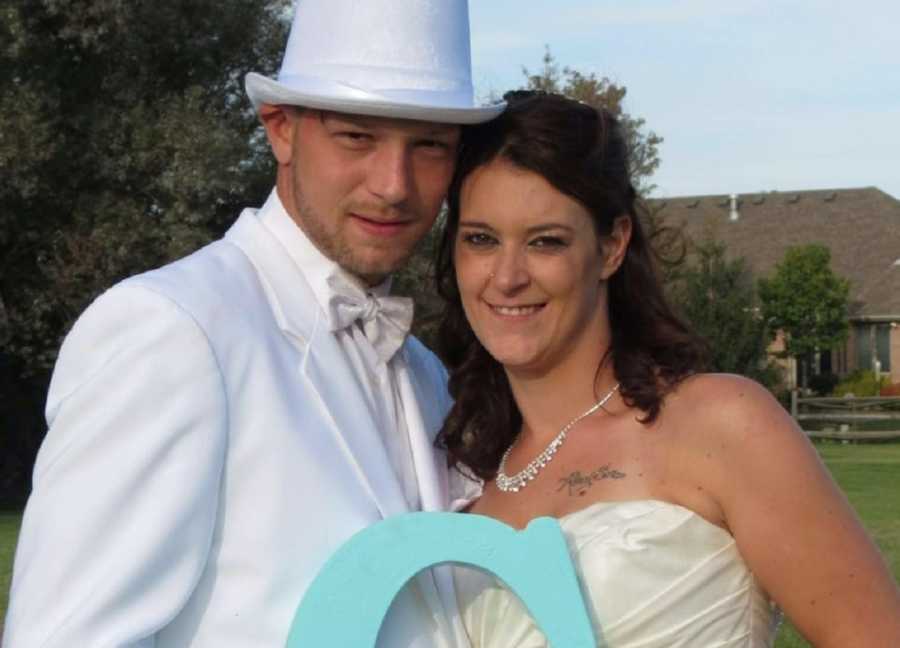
[490,247,530,293]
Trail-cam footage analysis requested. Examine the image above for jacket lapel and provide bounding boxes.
[225,208,408,520]
[396,350,448,513]
[301,332,409,519]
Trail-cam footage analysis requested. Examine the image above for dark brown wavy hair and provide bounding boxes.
[434,91,708,479]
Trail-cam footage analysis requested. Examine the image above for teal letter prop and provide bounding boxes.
[285,512,596,647]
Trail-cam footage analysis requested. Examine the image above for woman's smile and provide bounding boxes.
[486,301,546,318]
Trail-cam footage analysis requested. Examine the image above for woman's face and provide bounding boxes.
[454,158,628,376]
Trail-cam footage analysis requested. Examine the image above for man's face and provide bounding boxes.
[284,110,460,285]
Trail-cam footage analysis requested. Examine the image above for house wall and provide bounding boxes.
[767,330,797,390]
[845,327,858,374]
[764,325,898,387]
[830,339,849,376]
[891,324,900,385]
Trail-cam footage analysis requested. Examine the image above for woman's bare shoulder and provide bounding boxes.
[658,372,811,481]
[666,373,794,437]
[667,376,900,644]
[670,372,776,404]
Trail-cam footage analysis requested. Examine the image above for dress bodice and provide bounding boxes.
[453,499,779,647]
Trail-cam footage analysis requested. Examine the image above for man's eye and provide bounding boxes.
[336,131,372,145]
[419,138,449,149]
[416,139,453,157]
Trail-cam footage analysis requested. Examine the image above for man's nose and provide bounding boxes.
[367,144,412,206]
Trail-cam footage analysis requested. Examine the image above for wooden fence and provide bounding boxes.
[791,393,900,441]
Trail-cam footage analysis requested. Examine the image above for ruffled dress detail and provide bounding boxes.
[454,499,778,647]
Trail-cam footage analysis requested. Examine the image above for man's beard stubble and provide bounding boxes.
[293,184,418,287]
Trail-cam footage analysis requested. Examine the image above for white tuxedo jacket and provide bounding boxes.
[4,205,463,647]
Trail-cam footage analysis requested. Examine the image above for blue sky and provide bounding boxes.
[468,1,900,199]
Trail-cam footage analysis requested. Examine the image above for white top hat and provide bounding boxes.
[245,0,503,125]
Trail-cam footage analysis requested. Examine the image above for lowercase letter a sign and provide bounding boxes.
[285,512,596,647]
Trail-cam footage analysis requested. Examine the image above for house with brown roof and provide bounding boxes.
[654,187,900,386]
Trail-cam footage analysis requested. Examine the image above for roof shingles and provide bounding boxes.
[654,187,900,319]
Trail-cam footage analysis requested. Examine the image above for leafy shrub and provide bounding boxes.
[808,372,840,396]
[832,370,890,397]
[880,382,900,397]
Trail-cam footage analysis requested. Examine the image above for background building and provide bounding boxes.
[656,187,900,386]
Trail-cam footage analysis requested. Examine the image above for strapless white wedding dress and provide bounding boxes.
[453,499,779,647]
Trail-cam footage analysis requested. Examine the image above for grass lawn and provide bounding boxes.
[775,441,900,647]
[0,511,20,636]
[1,443,898,643]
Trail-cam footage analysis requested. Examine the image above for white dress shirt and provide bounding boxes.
[257,193,454,645]
[258,198,421,510]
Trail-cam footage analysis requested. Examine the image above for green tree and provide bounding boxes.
[521,48,663,195]
[758,244,850,389]
[0,0,289,500]
[393,221,445,348]
[671,240,778,387]
[2,0,289,372]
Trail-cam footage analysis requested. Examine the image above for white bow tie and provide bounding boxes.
[325,273,414,362]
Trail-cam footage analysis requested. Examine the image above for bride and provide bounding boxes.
[435,91,900,646]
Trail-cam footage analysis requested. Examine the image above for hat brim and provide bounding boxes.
[245,72,504,125]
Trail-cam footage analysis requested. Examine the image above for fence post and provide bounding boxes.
[791,389,799,421]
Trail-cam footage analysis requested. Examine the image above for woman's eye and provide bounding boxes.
[530,236,567,248]
[461,232,496,247]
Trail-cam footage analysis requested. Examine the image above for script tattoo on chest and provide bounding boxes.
[557,465,626,496]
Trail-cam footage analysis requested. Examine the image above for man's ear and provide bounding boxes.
[259,103,298,165]
[599,215,632,280]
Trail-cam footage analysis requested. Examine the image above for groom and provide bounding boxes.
[3,1,502,646]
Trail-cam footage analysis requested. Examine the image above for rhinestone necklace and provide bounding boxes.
[495,383,620,493]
